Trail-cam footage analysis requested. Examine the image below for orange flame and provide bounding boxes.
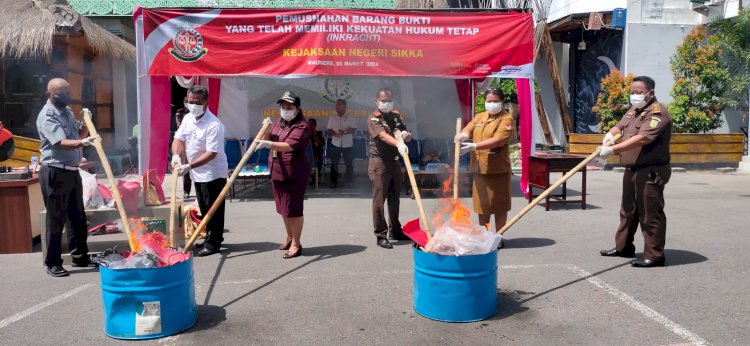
[432,170,474,228]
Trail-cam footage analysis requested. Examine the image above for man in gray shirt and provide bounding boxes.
[36,78,97,277]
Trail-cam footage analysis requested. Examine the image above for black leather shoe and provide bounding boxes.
[196,248,220,257]
[388,233,411,241]
[72,260,99,268]
[600,248,635,258]
[631,258,665,268]
[46,266,69,277]
[377,238,393,249]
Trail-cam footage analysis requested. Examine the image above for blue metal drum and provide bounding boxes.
[413,248,497,322]
[99,258,197,339]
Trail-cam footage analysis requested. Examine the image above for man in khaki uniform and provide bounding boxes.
[456,88,514,245]
[598,76,672,267]
[368,88,412,249]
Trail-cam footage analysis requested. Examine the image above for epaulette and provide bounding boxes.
[652,103,661,114]
[46,107,55,116]
[371,110,382,118]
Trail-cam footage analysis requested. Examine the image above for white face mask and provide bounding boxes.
[186,103,204,116]
[183,101,189,109]
[280,108,297,121]
[378,101,393,113]
[629,94,646,106]
[485,102,503,115]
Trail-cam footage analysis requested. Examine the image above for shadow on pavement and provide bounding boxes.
[663,249,708,267]
[219,244,366,309]
[490,289,532,320]
[183,304,227,335]
[518,261,631,305]
[223,241,279,259]
[502,237,556,249]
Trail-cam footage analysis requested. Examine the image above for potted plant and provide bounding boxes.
[569,70,633,164]
[569,26,744,166]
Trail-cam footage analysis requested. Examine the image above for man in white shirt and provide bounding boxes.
[326,99,357,188]
[172,85,228,256]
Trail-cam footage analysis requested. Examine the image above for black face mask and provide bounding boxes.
[52,94,71,108]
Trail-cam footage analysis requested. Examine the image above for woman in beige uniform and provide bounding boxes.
[455,88,514,244]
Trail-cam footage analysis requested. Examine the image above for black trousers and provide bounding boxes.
[40,165,89,267]
[195,178,227,250]
[615,165,671,260]
[329,145,354,185]
[183,173,192,196]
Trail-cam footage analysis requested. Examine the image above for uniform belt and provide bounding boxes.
[371,155,399,161]
[626,162,668,172]
[46,163,79,171]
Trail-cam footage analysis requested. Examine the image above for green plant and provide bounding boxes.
[708,7,750,142]
[592,70,634,133]
[668,25,730,133]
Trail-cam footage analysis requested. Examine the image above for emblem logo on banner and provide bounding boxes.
[169,26,208,62]
[321,79,352,103]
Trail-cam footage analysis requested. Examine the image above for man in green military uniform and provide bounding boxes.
[598,76,672,267]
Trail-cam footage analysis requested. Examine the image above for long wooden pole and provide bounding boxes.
[396,131,431,240]
[168,170,179,248]
[183,118,272,253]
[453,118,461,200]
[497,133,621,235]
[82,109,137,252]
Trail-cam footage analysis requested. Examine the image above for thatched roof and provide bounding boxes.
[0,0,135,61]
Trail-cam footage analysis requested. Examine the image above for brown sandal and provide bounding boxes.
[279,240,292,251]
[283,247,303,259]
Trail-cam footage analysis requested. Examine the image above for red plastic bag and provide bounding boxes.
[98,183,113,207]
[116,180,141,215]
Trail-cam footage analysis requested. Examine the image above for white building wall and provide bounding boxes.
[622,0,701,103]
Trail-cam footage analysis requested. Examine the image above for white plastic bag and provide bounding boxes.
[427,221,501,256]
[80,169,104,209]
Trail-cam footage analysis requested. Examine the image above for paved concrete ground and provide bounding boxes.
[1,169,748,345]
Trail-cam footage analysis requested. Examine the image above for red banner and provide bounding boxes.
[142,8,534,78]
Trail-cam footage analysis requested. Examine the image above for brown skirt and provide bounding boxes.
[272,178,308,218]
[472,173,511,215]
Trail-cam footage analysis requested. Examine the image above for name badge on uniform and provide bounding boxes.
[475,123,484,128]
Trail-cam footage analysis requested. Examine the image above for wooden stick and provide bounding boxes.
[453,118,461,200]
[183,118,273,253]
[497,133,621,235]
[168,169,179,248]
[82,109,137,252]
[396,131,431,240]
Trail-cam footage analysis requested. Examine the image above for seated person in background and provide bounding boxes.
[308,119,325,183]
[421,146,442,165]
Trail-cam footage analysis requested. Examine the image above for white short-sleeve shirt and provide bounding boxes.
[174,110,228,182]
[326,113,357,148]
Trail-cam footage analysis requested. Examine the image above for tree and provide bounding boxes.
[668,25,730,133]
[708,7,750,148]
[592,70,634,134]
